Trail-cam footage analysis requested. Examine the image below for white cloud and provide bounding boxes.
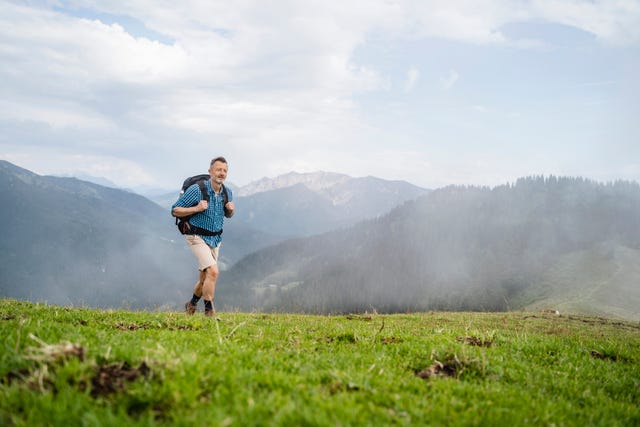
[404,66,420,92]
[0,4,190,84]
[440,70,459,90]
[401,0,514,45]
[472,105,491,113]
[1,150,155,187]
[0,1,638,188]
[532,0,640,45]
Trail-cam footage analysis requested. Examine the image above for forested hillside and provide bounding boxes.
[219,176,640,319]
[0,161,426,309]
[0,160,194,308]
[4,160,638,319]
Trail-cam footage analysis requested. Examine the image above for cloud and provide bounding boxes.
[404,66,420,92]
[440,70,459,90]
[0,1,638,189]
[472,105,491,113]
[532,0,640,45]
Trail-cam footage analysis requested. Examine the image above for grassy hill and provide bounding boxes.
[1,299,638,426]
[520,244,640,321]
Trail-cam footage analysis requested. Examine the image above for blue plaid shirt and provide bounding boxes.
[172,180,233,248]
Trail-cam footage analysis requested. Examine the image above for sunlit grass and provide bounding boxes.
[1,299,639,426]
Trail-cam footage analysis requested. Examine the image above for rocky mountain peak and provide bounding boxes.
[236,171,351,196]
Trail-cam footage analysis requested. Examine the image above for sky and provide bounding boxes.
[1,0,639,191]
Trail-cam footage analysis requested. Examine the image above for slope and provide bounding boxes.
[520,243,640,321]
[0,160,193,308]
[218,176,640,319]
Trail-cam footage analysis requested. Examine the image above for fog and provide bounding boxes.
[218,177,640,321]
[3,164,639,321]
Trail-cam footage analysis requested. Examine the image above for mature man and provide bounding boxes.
[172,157,235,318]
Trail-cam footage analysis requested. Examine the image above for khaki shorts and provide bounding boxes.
[185,235,220,271]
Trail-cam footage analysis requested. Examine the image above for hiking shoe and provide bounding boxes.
[204,310,220,320]
[185,301,197,315]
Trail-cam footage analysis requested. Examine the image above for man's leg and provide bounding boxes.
[201,264,219,316]
[193,270,206,297]
[185,271,205,315]
[184,235,221,316]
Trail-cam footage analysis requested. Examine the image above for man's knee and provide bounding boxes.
[204,265,219,280]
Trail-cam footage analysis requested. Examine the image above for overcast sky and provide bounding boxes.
[1,0,639,191]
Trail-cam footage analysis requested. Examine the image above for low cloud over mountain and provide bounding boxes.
[0,160,192,308]
[219,177,640,320]
[4,160,638,320]
[0,161,426,309]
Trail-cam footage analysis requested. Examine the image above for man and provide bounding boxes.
[172,157,235,318]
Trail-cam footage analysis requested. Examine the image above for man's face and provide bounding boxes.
[209,161,228,184]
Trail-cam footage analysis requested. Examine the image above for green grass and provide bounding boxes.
[1,299,639,426]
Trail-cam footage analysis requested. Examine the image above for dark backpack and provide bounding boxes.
[174,174,231,236]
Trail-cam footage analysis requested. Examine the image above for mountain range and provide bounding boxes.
[2,160,639,320]
[0,161,426,309]
[0,160,192,308]
[217,177,640,321]
[152,171,430,237]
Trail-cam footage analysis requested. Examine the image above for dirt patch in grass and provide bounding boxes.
[116,322,146,331]
[91,361,151,397]
[325,333,357,343]
[115,322,195,331]
[590,350,632,363]
[5,335,152,397]
[414,354,481,380]
[3,368,31,386]
[415,358,462,379]
[457,336,493,347]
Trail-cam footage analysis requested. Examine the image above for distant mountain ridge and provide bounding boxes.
[0,160,276,308]
[219,176,640,320]
[0,160,192,308]
[55,172,120,189]
[237,171,351,197]
[231,171,429,237]
[0,161,427,309]
[150,171,430,238]
[6,160,638,320]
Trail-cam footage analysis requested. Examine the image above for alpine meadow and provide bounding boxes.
[2,0,640,425]
[1,161,640,425]
[1,300,639,426]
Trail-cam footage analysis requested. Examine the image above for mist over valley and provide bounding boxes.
[1,160,639,320]
[0,161,426,310]
[219,177,640,320]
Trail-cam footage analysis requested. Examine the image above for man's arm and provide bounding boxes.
[172,200,208,218]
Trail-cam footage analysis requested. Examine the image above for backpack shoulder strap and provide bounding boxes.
[221,183,228,205]
[197,179,210,202]
[221,184,233,218]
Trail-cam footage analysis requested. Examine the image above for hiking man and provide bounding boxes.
[172,157,234,318]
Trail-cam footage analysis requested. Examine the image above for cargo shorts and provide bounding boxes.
[185,235,220,271]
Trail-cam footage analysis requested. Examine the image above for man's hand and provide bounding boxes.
[224,201,235,217]
[197,199,209,212]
